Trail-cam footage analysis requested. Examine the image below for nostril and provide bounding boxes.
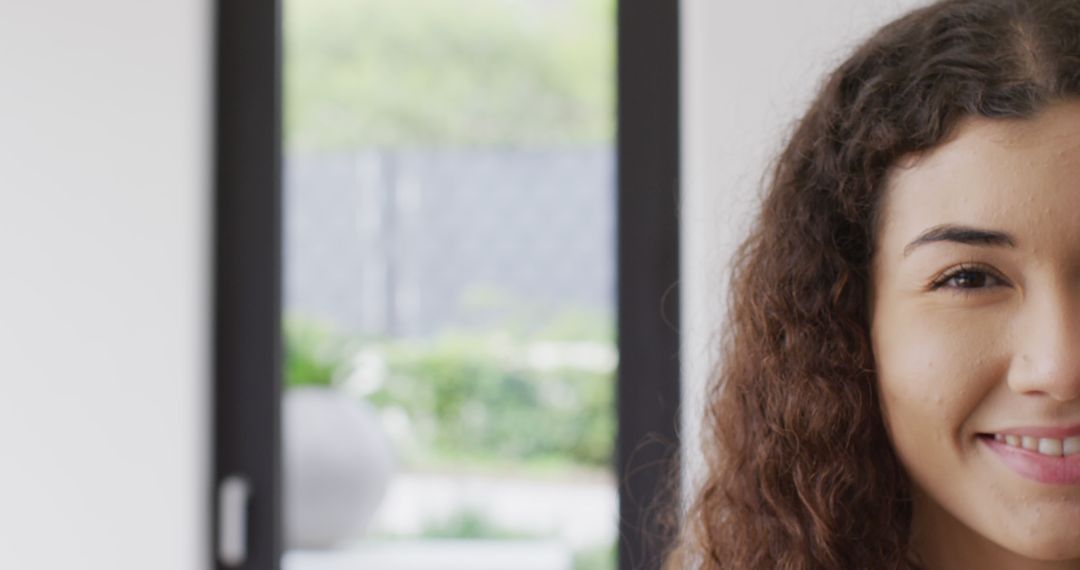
[1005,351,1080,401]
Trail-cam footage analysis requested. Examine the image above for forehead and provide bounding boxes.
[875,101,1080,256]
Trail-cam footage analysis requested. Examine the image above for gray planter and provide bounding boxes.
[284,387,395,549]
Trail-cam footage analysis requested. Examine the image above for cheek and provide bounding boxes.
[872,304,1001,452]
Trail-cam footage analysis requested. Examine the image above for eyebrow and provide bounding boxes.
[902,224,1017,257]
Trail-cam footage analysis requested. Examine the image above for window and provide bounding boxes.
[212,2,678,569]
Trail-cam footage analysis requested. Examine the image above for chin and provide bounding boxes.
[1004,528,1080,562]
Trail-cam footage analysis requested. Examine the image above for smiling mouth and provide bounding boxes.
[977,434,1080,485]
[977,433,1080,458]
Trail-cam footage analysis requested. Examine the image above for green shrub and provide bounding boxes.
[283,317,358,388]
[572,542,615,570]
[419,508,541,540]
[283,314,616,473]
[373,332,615,469]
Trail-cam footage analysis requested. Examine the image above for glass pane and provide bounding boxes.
[280,1,616,569]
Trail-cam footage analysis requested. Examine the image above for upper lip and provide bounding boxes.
[981,424,1080,438]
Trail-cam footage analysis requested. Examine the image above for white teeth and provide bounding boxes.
[1038,438,1063,456]
[994,434,1080,457]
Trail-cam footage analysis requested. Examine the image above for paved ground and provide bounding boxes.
[285,539,573,570]
[368,471,618,549]
[285,471,614,569]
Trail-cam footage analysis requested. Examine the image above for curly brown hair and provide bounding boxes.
[667,1,1080,568]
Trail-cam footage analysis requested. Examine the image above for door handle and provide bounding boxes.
[218,475,251,567]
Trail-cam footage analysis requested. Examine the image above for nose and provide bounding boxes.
[1007,286,1080,402]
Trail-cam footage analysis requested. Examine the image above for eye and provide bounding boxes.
[929,264,1008,294]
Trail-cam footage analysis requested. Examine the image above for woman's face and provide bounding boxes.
[871,100,1080,568]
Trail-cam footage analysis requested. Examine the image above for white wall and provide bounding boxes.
[679,0,927,485]
[0,2,212,569]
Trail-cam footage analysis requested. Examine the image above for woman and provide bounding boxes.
[670,0,1080,568]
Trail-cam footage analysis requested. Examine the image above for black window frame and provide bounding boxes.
[212,0,283,568]
[212,0,681,568]
[616,2,682,569]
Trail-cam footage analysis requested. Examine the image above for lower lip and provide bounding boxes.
[981,436,1080,485]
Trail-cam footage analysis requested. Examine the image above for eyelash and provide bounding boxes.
[928,263,1009,295]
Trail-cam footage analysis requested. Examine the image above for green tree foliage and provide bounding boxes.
[285,0,614,149]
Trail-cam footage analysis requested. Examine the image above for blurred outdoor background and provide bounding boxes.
[279,0,617,568]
